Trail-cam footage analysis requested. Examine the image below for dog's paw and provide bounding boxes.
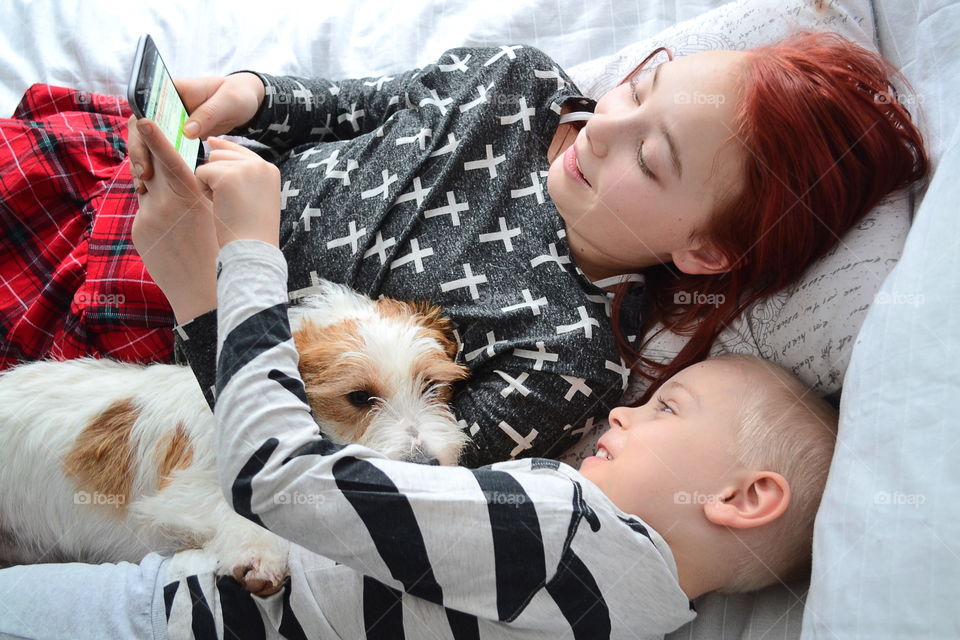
[231,556,289,597]
[207,532,291,597]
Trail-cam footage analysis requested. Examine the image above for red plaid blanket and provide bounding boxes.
[0,84,175,369]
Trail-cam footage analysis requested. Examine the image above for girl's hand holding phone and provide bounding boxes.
[129,73,265,184]
[195,137,281,250]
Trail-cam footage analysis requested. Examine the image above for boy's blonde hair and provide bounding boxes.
[714,354,838,594]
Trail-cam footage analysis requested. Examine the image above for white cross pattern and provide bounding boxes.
[498,421,538,458]
[605,359,631,390]
[459,83,492,114]
[585,293,613,318]
[534,67,565,91]
[362,231,397,265]
[287,270,323,300]
[393,176,431,207]
[300,206,323,232]
[440,263,488,300]
[292,81,314,111]
[326,158,358,185]
[337,103,365,132]
[327,83,340,96]
[512,341,558,371]
[325,220,367,255]
[396,127,432,150]
[419,89,453,115]
[279,181,300,210]
[484,45,524,67]
[267,114,291,135]
[556,306,600,339]
[361,170,398,200]
[306,148,341,171]
[309,114,334,138]
[439,53,472,73]
[297,147,328,163]
[500,289,548,317]
[389,238,434,273]
[423,191,470,226]
[363,76,395,90]
[429,133,460,157]
[478,217,521,252]
[499,97,535,131]
[530,243,571,269]
[510,171,545,204]
[458,418,481,437]
[494,370,531,398]
[559,375,592,401]
[463,144,506,179]
[465,330,501,361]
[568,417,595,438]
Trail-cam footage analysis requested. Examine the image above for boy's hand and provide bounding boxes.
[128,116,219,324]
[195,137,281,249]
[128,73,265,183]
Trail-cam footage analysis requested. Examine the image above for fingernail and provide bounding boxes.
[137,120,152,135]
[133,163,143,178]
[184,121,199,137]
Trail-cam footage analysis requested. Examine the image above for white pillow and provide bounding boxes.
[554,1,927,639]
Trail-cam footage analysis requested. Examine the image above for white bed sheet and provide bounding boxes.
[0,0,724,115]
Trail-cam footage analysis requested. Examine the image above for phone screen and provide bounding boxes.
[128,35,200,171]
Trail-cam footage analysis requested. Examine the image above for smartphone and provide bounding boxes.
[127,34,201,171]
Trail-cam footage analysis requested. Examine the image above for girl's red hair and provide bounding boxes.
[612,31,929,402]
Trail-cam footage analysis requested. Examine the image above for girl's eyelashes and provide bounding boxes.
[638,143,656,180]
[628,72,657,180]
[656,396,675,414]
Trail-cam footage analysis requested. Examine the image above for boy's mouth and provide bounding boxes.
[594,443,613,460]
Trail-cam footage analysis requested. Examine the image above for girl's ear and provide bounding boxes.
[671,242,730,275]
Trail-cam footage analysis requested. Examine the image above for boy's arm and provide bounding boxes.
[212,239,579,622]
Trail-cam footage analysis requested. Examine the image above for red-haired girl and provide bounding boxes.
[0,32,927,467]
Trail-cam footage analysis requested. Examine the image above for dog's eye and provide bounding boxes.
[347,390,375,408]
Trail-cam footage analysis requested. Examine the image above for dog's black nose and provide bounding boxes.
[407,449,440,466]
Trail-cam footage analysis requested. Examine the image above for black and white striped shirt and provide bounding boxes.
[160,240,694,640]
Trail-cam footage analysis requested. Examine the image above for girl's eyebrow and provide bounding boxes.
[650,64,683,180]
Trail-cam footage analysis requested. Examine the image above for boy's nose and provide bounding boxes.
[608,407,629,430]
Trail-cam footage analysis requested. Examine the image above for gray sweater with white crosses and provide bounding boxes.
[174,45,642,467]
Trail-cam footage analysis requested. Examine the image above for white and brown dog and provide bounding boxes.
[0,280,468,594]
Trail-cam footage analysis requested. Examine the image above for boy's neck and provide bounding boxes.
[671,536,730,600]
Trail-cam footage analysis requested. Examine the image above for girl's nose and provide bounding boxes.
[583,117,609,158]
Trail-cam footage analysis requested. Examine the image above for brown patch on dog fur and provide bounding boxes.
[154,422,195,491]
[375,298,466,364]
[294,317,383,442]
[63,398,139,516]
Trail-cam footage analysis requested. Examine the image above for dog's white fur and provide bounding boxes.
[0,280,468,593]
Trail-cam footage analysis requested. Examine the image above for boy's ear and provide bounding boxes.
[671,241,730,275]
[703,472,790,529]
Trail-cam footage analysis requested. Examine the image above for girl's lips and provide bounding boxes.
[563,143,591,188]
